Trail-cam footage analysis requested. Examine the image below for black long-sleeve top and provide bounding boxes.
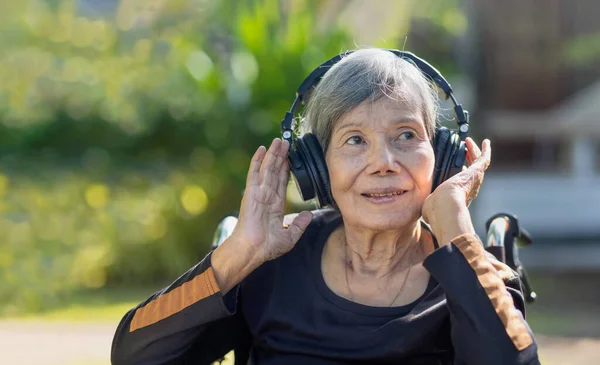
[111,208,540,365]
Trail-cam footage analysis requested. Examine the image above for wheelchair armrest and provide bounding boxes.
[212,213,239,250]
[485,213,537,303]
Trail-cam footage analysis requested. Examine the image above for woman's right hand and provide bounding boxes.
[211,138,313,294]
[231,138,313,263]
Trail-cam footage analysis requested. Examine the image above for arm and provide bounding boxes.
[112,139,313,365]
[110,244,250,365]
[423,231,540,365]
[422,139,539,364]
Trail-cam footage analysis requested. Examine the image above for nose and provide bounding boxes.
[366,139,400,176]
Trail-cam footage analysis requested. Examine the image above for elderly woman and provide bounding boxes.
[111,49,539,365]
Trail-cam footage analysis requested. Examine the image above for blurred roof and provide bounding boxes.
[555,79,600,131]
[484,79,600,139]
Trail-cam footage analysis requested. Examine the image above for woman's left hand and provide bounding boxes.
[421,138,491,246]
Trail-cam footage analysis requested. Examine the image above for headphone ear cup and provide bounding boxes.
[432,127,452,191]
[290,134,333,207]
[446,138,467,180]
[288,138,317,202]
[433,128,468,191]
[300,134,332,207]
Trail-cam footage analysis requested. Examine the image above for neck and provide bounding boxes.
[339,220,423,278]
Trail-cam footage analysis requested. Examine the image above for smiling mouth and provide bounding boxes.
[361,191,406,198]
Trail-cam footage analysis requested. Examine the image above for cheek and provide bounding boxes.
[408,145,436,189]
[325,153,360,194]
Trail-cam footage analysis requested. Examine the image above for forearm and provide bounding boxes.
[111,252,244,365]
[211,235,265,294]
[423,234,539,365]
[427,201,476,247]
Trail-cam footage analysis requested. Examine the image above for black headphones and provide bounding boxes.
[280,49,470,208]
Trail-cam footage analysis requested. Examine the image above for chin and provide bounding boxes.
[368,213,416,230]
[343,204,421,231]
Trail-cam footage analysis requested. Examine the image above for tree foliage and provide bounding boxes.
[0,0,353,314]
[0,0,467,313]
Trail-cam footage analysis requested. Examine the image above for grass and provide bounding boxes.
[523,271,600,338]
[63,355,235,365]
[8,278,600,338]
[527,307,600,338]
[17,302,139,322]
[2,283,596,365]
[10,285,159,323]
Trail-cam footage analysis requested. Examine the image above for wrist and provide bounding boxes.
[430,205,477,246]
[211,236,264,294]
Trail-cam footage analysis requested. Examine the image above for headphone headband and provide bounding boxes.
[281,49,470,145]
[296,50,452,101]
[281,49,471,208]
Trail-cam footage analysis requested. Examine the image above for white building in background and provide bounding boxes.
[460,0,600,270]
[473,80,600,240]
[314,0,600,269]
[459,0,600,243]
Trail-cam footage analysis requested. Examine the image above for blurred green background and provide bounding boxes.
[1,1,599,365]
[0,0,464,315]
[0,0,347,314]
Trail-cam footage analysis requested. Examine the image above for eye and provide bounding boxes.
[397,131,415,140]
[345,135,364,145]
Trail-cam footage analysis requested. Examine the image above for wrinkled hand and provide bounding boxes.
[230,138,313,263]
[421,138,491,245]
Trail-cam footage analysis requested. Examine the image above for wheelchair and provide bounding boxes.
[210,211,537,365]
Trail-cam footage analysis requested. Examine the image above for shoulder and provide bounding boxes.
[284,207,342,230]
[242,208,341,287]
[298,207,343,240]
[281,207,342,254]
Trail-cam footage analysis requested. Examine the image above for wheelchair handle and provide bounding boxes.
[485,213,537,303]
[212,214,239,250]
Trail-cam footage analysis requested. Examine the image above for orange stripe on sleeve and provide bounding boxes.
[452,233,533,351]
[129,267,220,332]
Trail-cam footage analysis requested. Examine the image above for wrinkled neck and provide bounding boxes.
[339,220,423,278]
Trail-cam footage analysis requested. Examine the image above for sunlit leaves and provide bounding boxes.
[0,165,220,314]
[565,32,600,67]
[186,50,213,81]
[230,51,258,85]
[0,0,358,315]
[180,185,209,215]
[85,184,110,209]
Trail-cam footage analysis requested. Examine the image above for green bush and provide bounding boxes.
[0,0,353,314]
[0,0,466,314]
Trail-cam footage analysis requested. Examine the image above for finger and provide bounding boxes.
[287,211,313,244]
[481,139,491,166]
[247,145,266,187]
[268,139,289,191]
[259,138,282,184]
[471,139,491,172]
[465,137,481,165]
[466,147,475,166]
[276,143,291,198]
[464,139,491,204]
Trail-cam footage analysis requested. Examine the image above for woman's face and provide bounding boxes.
[325,95,435,231]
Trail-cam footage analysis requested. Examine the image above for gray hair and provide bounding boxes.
[300,48,439,154]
